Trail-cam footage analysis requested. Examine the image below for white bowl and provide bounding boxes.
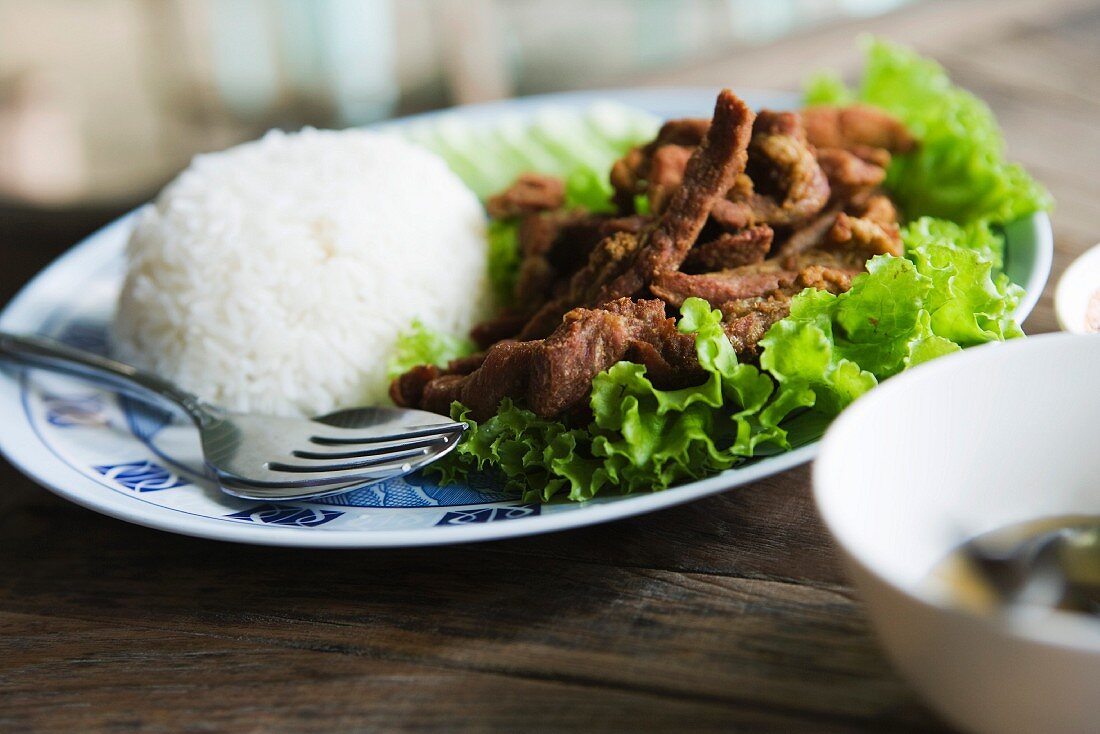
[1055,243,1100,333]
[814,333,1100,734]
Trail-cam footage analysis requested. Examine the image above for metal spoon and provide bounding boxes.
[959,523,1100,615]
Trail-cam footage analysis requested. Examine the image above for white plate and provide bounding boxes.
[0,89,1052,548]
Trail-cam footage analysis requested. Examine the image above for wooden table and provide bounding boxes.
[2,0,1097,730]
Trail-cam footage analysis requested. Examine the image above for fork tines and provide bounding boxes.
[291,435,452,460]
[267,423,468,476]
[269,445,434,474]
[309,421,467,446]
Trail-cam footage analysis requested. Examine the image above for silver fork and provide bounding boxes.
[0,331,465,501]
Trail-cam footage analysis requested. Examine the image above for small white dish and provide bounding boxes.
[1055,243,1100,333]
[814,333,1100,734]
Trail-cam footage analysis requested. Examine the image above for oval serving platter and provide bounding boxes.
[0,89,1052,547]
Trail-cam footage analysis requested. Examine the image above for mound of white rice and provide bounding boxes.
[112,128,490,416]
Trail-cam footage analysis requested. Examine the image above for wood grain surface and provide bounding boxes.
[2,0,1097,731]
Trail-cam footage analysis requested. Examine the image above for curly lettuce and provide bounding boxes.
[804,38,1052,224]
[760,220,1023,420]
[903,216,1006,270]
[386,320,475,379]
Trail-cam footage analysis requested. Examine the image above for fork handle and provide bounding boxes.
[0,331,214,425]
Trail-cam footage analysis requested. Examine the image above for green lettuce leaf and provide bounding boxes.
[907,238,1023,345]
[564,165,617,213]
[433,399,601,503]
[804,38,1052,224]
[487,220,522,305]
[586,299,785,494]
[386,320,475,379]
[902,216,1006,270]
[757,220,1022,419]
[803,71,855,106]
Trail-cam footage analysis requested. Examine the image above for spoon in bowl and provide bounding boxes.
[958,523,1100,616]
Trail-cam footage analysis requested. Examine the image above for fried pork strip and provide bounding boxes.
[517,89,755,340]
[485,173,565,219]
[392,298,700,421]
[814,147,887,202]
[610,117,709,213]
[720,297,792,359]
[470,212,650,349]
[682,225,773,272]
[651,261,854,309]
[611,104,910,237]
[801,104,916,154]
[710,110,830,230]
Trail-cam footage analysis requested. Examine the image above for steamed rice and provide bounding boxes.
[112,128,490,416]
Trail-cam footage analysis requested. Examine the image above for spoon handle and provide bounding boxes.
[0,331,212,424]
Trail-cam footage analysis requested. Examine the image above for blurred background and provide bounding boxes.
[0,0,932,302]
[0,0,913,206]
